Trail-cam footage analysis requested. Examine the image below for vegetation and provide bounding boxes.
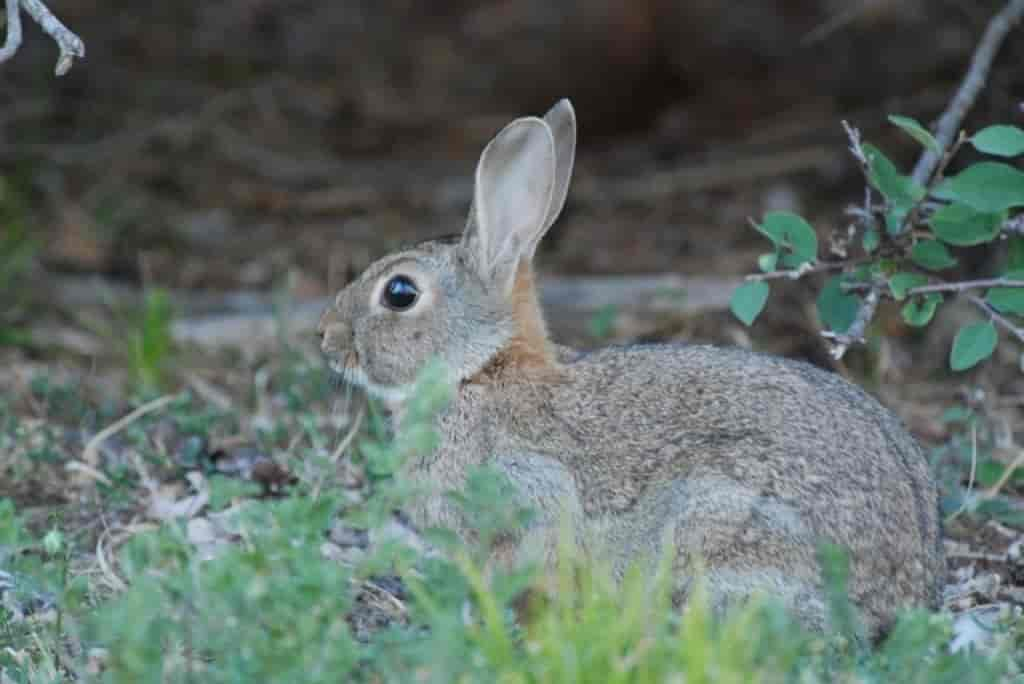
[731,118,1024,373]
[1,357,1022,682]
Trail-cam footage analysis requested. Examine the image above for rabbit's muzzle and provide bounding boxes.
[317,306,356,373]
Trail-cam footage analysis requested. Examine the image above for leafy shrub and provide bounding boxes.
[731,118,1024,372]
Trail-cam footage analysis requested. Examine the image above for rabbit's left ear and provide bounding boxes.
[537,99,576,251]
[462,116,556,295]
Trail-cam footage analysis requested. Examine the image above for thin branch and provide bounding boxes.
[966,293,1024,344]
[0,0,85,75]
[744,259,851,283]
[0,0,22,63]
[1004,213,1024,237]
[911,0,1024,185]
[843,277,1024,297]
[907,278,1024,296]
[822,284,882,360]
[841,120,869,170]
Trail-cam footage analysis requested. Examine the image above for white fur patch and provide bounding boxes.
[332,360,412,404]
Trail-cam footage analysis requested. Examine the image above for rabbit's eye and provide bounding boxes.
[382,275,419,311]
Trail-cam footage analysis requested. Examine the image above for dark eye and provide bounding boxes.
[382,275,419,311]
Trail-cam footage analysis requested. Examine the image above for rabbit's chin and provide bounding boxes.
[331,359,412,404]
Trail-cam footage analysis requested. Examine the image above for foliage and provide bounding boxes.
[0,177,38,349]
[2,366,1021,683]
[122,289,177,393]
[731,118,1024,373]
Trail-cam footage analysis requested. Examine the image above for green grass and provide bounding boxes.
[1,362,1021,683]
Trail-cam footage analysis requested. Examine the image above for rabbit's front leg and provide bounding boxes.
[490,452,588,570]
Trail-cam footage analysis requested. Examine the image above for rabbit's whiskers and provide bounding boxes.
[336,355,412,404]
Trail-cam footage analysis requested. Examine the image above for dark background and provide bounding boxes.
[2,0,1022,391]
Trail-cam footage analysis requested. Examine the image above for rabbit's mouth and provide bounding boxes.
[328,350,360,380]
[331,351,412,404]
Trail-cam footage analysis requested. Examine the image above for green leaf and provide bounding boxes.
[757,252,779,273]
[910,240,957,271]
[949,321,998,371]
[888,115,939,153]
[863,143,926,207]
[902,294,942,327]
[971,125,1024,157]
[889,272,928,301]
[753,211,818,265]
[816,275,861,333]
[933,162,1024,213]
[928,203,1004,246]
[730,281,770,326]
[587,304,618,339]
[885,205,911,236]
[1009,235,1024,271]
[862,228,880,254]
[985,270,1024,315]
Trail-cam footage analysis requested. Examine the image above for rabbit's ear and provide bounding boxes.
[538,99,576,244]
[462,116,556,294]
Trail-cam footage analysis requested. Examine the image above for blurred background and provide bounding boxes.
[1,0,1022,401]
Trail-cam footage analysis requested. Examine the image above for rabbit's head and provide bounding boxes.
[318,100,576,402]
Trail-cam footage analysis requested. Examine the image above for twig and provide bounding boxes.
[966,294,1024,344]
[79,394,180,468]
[822,284,881,360]
[744,260,850,282]
[1003,214,1024,237]
[0,0,21,63]
[0,0,85,75]
[802,0,879,45]
[911,0,1024,185]
[907,278,1024,296]
[984,449,1024,499]
[841,120,869,170]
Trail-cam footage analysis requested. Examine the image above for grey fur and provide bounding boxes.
[318,101,944,638]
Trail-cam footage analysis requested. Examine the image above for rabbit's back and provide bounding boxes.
[485,343,943,632]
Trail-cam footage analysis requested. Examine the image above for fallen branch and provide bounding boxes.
[44,272,740,352]
[78,393,180,468]
[0,0,85,75]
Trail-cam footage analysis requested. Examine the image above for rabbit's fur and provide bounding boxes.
[318,100,944,637]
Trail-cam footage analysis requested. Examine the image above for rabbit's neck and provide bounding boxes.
[471,263,564,384]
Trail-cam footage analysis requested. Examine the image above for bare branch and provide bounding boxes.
[907,278,1024,296]
[744,260,850,283]
[823,284,882,360]
[841,120,869,170]
[966,294,1024,344]
[1004,213,1024,237]
[0,0,85,75]
[0,0,22,63]
[911,0,1024,185]
[843,277,1024,297]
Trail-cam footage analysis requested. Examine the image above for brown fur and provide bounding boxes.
[473,262,565,383]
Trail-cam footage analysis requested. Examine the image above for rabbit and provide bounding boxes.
[317,99,944,638]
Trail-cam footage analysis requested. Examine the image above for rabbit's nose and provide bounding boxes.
[317,307,338,342]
